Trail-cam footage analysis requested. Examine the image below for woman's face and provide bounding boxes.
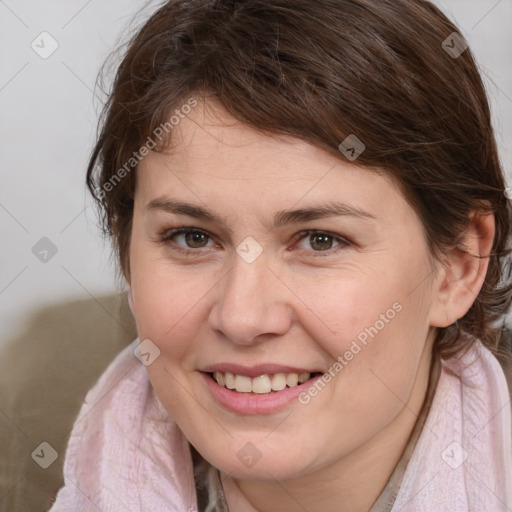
[129,99,441,481]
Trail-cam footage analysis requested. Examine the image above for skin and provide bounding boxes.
[128,99,495,512]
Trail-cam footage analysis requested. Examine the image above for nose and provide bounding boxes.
[208,256,292,345]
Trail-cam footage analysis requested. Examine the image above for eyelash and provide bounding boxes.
[160,227,351,258]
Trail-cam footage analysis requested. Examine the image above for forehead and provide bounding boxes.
[135,99,409,226]
[158,99,335,178]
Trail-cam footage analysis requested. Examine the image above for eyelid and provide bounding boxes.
[160,226,351,257]
[161,226,211,241]
[160,227,217,255]
[292,230,351,255]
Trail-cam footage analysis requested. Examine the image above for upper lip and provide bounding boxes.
[200,363,321,378]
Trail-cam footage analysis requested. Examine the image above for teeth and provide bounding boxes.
[213,371,225,387]
[235,375,252,393]
[212,371,312,394]
[286,373,299,387]
[298,372,310,384]
[271,373,287,391]
[252,375,272,394]
[225,372,236,390]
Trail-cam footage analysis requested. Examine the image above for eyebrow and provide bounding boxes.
[145,197,376,231]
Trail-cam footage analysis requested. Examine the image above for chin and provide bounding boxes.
[199,442,315,482]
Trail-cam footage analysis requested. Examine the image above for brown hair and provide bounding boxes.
[87,0,512,360]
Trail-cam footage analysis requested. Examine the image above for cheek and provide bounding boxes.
[287,269,405,346]
[290,268,431,393]
[129,248,215,354]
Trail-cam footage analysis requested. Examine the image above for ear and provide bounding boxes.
[429,209,495,328]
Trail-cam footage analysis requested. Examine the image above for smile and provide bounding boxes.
[202,368,324,414]
[211,371,320,394]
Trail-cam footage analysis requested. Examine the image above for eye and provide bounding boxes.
[295,230,349,255]
[160,227,350,258]
[161,227,215,253]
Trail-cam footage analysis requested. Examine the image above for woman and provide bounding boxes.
[49,0,512,510]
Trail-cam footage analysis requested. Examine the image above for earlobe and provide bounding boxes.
[429,210,495,328]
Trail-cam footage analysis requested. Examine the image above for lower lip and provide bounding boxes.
[201,372,321,414]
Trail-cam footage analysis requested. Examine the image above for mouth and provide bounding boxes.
[200,363,325,413]
[207,371,323,394]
